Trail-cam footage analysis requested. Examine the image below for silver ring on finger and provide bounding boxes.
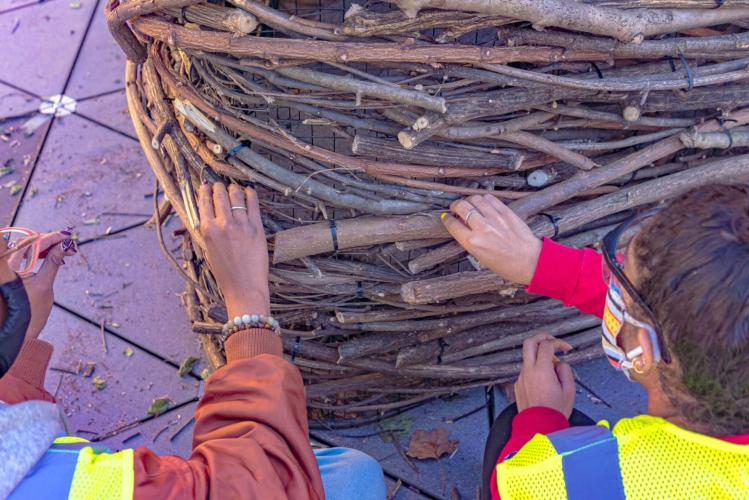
[464,207,478,225]
[231,206,248,211]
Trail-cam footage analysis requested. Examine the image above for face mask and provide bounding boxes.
[601,279,662,380]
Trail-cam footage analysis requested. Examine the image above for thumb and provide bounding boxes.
[33,241,69,287]
[555,362,576,397]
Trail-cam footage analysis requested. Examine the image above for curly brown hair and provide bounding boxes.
[633,184,749,436]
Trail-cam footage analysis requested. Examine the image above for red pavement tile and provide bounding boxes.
[46,225,201,363]
[0,0,98,96]
[13,113,153,239]
[65,2,126,99]
[40,307,200,444]
[0,115,51,226]
[75,89,135,138]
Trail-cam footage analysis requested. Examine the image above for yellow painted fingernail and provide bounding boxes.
[440,212,447,220]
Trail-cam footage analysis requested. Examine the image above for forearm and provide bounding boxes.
[134,335,323,499]
[526,238,607,318]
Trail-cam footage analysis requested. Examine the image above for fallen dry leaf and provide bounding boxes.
[148,397,174,417]
[92,376,106,391]
[405,427,458,460]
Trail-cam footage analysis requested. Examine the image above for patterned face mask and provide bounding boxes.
[600,211,669,379]
[601,274,662,380]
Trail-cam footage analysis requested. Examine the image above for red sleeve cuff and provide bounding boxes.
[511,406,570,438]
[527,238,584,301]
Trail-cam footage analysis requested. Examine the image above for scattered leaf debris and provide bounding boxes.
[405,427,459,460]
[377,414,414,443]
[82,362,96,378]
[92,376,107,391]
[178,356,200,377]
[148,397,174,417]
[123,347,134,357]
[200,368,211,380]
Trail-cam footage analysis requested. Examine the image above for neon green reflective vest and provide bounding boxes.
[497,415,749,499]
[10,436,134,500]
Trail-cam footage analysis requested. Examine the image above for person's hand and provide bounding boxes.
[14,231,77,339]
[441,194,542,285]
[514,332,576,418]
[197,183,271,320]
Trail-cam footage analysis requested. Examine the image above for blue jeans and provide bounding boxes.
[315,448,386,500]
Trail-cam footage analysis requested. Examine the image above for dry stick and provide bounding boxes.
[273,212,447,264]
[680,127,749,149]
[132,17,613,64]
[445,316,601,362]
[396,88,591,149]
[400,270,521,305]
[509,107,749,219]
[162,4,258,34]
[124,62,205,249]
[497,27,749,59]
[275,66,447,113]
[105,0,200,63]
[480,60,749,92]
[535,103,695,128]
[393,0,749,43]
[175,99,431,215]
[499,131,598,170]
[340,8,512,38]
[407,241,465,274]
[227,0,341,40]
[351,135,522,169]
[152,51,513,181]
[530,153,749,237]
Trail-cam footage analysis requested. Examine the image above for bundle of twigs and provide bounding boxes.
[106,0,749,418]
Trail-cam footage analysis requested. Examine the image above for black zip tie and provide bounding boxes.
[666,57,677,73]
[291,336,301,363]
[355,281,364,299]
[436,338,448,365]
[678,52,695,91]
[715,0,726,6]
[328,219,339,252]
[590,62,604,80]
[539,212,561,239]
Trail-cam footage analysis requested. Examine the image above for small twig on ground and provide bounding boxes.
[99,320,108,354]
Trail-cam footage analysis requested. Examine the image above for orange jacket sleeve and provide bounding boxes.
[0,339,55,404]
[132,329,325,500]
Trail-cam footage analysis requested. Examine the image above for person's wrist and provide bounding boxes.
[225,289,271,319]
[520,238,543,285]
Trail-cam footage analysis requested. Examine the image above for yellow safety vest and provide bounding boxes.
[10,436,134,500]
[497,415,749,499]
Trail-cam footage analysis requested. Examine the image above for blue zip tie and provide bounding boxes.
[291,336,301,363]
[226,143,244,159]
[329,219,339,252]
[678,52,694,91]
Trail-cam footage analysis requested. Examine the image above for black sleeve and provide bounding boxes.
[0,277,31,377]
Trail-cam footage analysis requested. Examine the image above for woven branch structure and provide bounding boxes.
[106,0,749,419]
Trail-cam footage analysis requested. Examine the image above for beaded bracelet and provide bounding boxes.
[221,313,282,338]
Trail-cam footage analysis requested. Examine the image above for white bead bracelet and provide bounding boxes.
[222,313,281,338]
